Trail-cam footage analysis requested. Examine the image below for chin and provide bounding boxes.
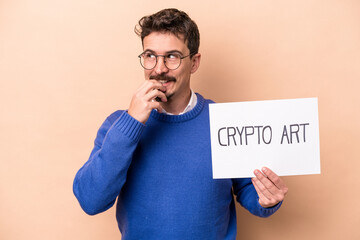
[165,92,174,101]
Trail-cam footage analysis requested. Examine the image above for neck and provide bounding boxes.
[161,90,192,115]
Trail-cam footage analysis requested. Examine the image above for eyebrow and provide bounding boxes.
[143,49,185,55]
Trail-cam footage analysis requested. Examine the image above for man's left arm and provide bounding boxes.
[232,167,288,217]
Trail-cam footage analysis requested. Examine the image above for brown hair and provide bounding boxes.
[135,8,200,56]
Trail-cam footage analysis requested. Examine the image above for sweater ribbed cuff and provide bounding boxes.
[258,200,283,217]
[112,111,145,143]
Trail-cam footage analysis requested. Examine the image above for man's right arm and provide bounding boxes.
[73,80,165,215]
[73,110,144,215]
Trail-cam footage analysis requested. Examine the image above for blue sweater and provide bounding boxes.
[73,93,281,240]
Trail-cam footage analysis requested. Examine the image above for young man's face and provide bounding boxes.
[142,32,200,103]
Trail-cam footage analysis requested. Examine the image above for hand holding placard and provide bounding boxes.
[252,167,288,208]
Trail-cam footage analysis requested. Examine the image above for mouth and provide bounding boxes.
[149,75,176,93]
[158,80,174,89]
[158,80,173,84]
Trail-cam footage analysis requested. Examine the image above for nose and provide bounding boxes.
[154,56,169,75]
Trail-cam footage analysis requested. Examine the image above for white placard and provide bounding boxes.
[209,98,321,179]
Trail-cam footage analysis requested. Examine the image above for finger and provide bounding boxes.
[254,168,288,204]
[252,177,272,200]
[144,80,166,94]
[252,178,281,208]
[254,169,280,196]
[261,167,288,191]
[135,80,165,97]
[145,88,167,102]
[149,101,164,113]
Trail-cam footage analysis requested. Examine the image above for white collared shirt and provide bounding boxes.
[162,90,197,115]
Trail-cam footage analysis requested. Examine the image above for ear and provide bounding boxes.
[190,53,201,74]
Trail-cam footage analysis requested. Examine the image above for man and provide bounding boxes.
[73,8,288,239]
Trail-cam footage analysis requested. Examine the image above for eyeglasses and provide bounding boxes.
[138,51,191,70]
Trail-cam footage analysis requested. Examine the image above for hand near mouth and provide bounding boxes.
[128,80,167,124]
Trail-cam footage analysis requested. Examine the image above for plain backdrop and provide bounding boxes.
[1,0,359,239]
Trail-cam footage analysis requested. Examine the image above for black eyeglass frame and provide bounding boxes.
[138,52,192,70]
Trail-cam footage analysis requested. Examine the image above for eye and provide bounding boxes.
[166,53,180,60]
[144,52,156,59]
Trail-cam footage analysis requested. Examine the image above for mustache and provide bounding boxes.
[149,74,176,82]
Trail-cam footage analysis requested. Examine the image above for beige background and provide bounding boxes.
[1,0,359,239]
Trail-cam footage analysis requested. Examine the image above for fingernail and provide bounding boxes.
[262,167,267,172]
[254,170,260,175]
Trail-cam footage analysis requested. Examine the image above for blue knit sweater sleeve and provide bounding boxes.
[73,111,145,215]
[232,178,282,217]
